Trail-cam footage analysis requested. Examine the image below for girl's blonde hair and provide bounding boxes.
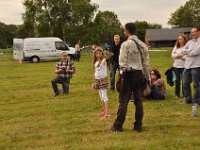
[93,47,104,65]
[60,51,68,57]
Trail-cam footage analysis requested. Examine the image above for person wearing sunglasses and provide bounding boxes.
[182,27,200,117]
[149,68,166,100]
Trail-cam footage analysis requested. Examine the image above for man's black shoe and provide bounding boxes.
[110,88,115,92]
[54,93,59,97]
[133,126,142,132]
[111,126,123,132]
[183,98,192,104]
[184,101,192,104]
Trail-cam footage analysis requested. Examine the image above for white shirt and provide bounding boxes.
[75,44,80,52]
[182,37,200,69]
[172,46,185,68]
[119,35,150,79]
[94,59,107,79]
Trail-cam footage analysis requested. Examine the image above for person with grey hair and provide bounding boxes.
[182,27,200,117]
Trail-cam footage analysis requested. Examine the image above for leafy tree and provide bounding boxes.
[64,0,98,45]
[134,21,162,42]
[93,11,123,45]
[15,24,31,38]
[168,0,200,27]
[22,0,37,37]
[0,22,18,48]
[22,0,98,45]
[148,23,162,29]
[22,0,71,38]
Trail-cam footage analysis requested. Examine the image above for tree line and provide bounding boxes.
[0,0,199,49]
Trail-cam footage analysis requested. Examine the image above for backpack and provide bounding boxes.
[165,67,176,86]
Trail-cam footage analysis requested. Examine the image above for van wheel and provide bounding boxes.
[31,56,40,63]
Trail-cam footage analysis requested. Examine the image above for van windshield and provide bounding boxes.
[55,42,69,50]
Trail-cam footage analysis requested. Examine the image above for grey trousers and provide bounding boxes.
[51,76,70,95]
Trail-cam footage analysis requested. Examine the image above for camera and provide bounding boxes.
[61,67,66,71]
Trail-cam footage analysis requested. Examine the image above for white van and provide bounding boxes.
[13,37,76,63]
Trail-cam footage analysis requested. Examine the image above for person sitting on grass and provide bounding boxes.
[51,52,75,96]
[148,68,166,100]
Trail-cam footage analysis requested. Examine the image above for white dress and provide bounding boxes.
[94,59,107,79]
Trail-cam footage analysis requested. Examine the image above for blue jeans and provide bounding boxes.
[110,61,119,90]
[149,85,165,100]
[51,76,70,95]
[174,68,184,97]
[183,68,200,104]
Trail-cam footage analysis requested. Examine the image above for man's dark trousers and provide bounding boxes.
[51,76,70,95]
[112,70,145,130]
[110,61,119,90]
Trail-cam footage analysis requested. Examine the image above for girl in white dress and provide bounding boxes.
[93,47,111,119]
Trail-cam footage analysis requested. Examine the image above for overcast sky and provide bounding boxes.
[0,0,188,27]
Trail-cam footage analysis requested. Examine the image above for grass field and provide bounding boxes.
[0,49,200,150]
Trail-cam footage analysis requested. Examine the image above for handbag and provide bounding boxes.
[92,77,108,90]
[92,82,98,90]
[116,73,122,93]
[143,82,151,96]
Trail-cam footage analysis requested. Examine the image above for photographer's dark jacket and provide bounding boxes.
[55,59,75,78]
[109,42,122,64]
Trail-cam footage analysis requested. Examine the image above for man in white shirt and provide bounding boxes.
[182,27,200,116]
[111,22,150,132]
[75,40,81,61]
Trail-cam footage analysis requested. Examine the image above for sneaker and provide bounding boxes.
[133,126,142,132]
[192,113,198,117]
[192,103,198,117]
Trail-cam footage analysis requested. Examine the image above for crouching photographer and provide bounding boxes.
[51,52,76,96]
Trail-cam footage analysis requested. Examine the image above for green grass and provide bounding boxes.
[0,49,200,150]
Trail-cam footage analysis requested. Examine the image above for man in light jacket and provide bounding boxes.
[182,27,200,117]
[111,22,150,132]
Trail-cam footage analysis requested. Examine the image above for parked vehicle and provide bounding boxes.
[13,37,76,63]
